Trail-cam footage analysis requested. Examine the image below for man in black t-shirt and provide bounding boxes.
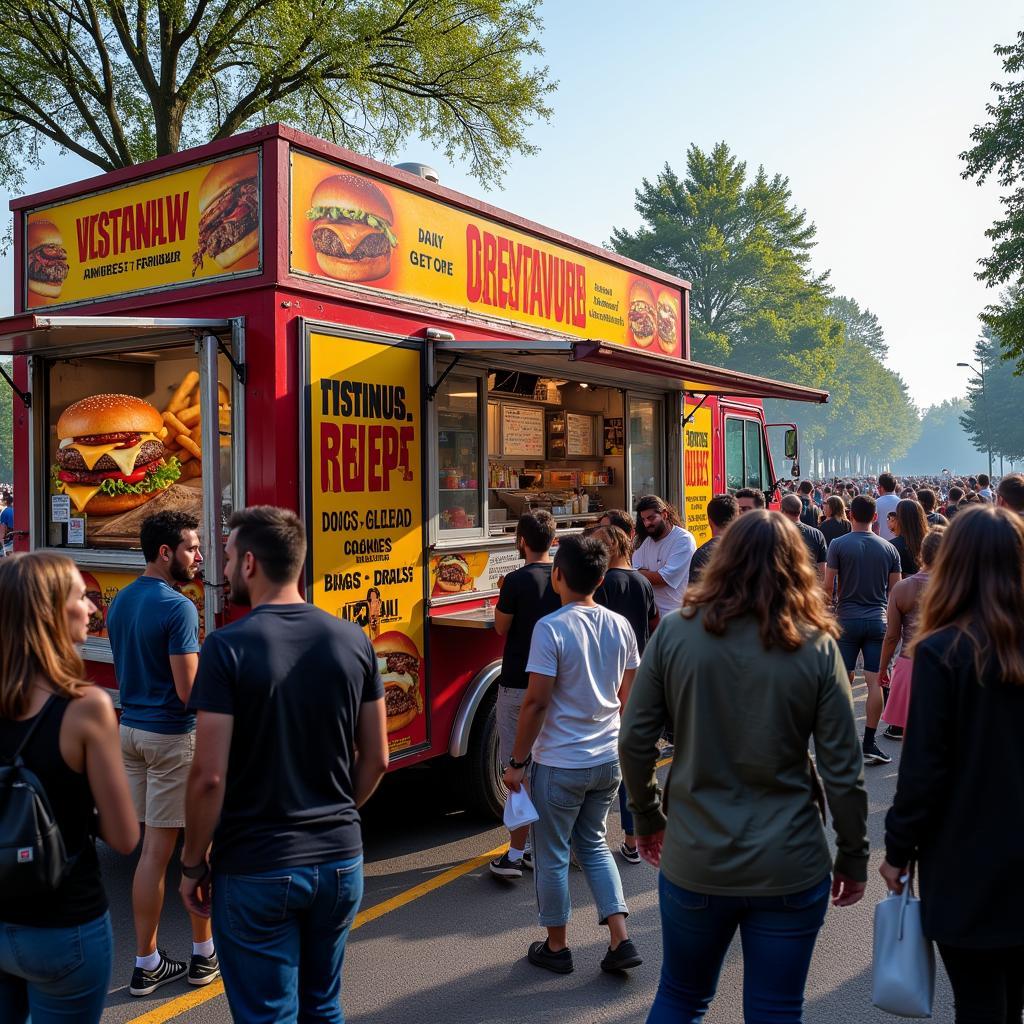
[780,494,828,582]
[688,494,738,584]
[490,509,560,880]
[180,507,388,1022]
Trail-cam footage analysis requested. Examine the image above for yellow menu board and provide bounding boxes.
[25,151,261,308]
[290,150,683,357]
[307,332,427,757]
[683,404,713,545]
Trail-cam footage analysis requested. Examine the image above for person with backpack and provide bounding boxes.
[797,480,820,528]
[0,552,139,1023]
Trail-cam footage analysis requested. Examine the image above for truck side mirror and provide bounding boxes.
[784,427,799,460]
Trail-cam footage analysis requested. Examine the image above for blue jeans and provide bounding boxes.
[647,873,830,1024]
[212,856,364,1024]
[0,912,112,1024]
[530,759,628,928]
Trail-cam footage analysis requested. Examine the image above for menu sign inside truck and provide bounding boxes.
[24,151,261,308]
[290,151,684,357]
[306,331,427,758]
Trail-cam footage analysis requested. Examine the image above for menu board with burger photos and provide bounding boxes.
[80,569,206,644]
[305,330,428,759]
[289,150,684,357]
[47,349,235,551]
[25,151,261,309]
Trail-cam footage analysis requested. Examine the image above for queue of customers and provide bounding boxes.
[1,477,1022,1023]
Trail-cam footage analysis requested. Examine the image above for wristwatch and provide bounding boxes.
[508,753,532,770]
[180,859,210,880]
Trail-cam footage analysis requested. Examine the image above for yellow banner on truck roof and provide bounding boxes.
[24,151,262,308]
[290,150,683,357]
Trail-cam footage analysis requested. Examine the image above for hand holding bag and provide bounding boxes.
[503,786,539,830]
[872,872,935,1018]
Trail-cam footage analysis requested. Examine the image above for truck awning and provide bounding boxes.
[0,314,231,356]
[433,339,829,404]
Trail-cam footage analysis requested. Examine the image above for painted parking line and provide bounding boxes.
[124,754,673,1023]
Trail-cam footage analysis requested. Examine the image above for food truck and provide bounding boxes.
[2,124,827,816]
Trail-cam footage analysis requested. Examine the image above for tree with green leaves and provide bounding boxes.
[0,0,553,189]
[962,29,1024,373]
[827,296,888,360]
[610,143,827,367]
[959,325,1024,465]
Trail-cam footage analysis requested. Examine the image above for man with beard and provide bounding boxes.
[631,495,697,621]
[106,511,218,995]
[181,507,388,1022]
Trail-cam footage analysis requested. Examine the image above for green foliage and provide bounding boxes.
[897,398,981,475]
[962,30,1024,373]
[0,0,554,189]
[610,143,917,469]
[959,325,1024,462]
[0,360,11,482]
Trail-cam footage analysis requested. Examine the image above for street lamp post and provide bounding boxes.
[957,360,993,478]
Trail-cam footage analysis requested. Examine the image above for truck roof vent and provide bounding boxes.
[394,162,440,184]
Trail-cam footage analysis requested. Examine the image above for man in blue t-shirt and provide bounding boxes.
[181,506,388,1023]
[0,492,14,554]
[106,510,216,996]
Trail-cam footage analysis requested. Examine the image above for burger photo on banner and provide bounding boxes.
[628,281,657,349]
[54,394,182,517]
[27,220,70,305]
[373,631,424,734]
[429,550,488,596]
[192,154,260,276]
[656,290,680,355]
[306,174,398,283]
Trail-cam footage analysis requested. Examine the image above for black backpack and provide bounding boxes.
[799,497,820,528]
[0,696,70,895]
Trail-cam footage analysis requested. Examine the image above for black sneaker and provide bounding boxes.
[619,841,641,865]
[528,939,574,974]
[188,952,220,987]
[601,939,643,972]
[863,742,892,765]
[883,725,904,741]
[489,852,523,879]
[129,950,188,996]
[521,850,534,871]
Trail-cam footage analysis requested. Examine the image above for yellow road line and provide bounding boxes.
[124,756,673,1023]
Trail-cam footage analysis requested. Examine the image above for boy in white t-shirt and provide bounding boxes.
[503,534,642,976]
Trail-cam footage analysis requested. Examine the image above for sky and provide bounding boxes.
[2,0,1020,410]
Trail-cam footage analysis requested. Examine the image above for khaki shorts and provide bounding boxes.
[120,725,195,829]
[496,685,527,767]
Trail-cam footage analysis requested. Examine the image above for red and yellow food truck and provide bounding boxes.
[3,125,826,815]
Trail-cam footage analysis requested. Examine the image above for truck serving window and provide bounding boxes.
[435,373,482,534]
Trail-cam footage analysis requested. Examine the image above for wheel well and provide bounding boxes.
[447,660,502,758]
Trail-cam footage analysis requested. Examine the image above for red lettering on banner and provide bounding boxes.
[466,225,482,302]
[321,422,342,492]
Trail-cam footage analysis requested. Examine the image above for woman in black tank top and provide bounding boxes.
[0,553,138,1023]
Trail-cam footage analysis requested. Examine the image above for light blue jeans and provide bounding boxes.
[530,759,628,928]
[0,912,113,1023]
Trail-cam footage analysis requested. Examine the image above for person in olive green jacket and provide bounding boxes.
[619,510,868,1024]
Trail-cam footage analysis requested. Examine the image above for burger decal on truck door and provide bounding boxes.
[372,630,424,734]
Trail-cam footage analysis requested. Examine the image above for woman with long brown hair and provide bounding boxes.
[882,506,1024,1023]
[0,553,138,1022]
[819,494,852,548]
[889,498,928,578]
[620,511,868,1023]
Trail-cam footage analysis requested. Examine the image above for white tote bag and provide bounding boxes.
[872,876,935,1018]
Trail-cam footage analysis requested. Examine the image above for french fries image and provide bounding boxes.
[161,374,232,480]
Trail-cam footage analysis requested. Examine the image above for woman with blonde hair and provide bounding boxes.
[0,553,138,1023]
[819,494,852,548]
[882,506,1024,1023]
[620,511,868,1022]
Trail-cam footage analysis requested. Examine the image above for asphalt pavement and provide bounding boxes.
[97,677,953,1023]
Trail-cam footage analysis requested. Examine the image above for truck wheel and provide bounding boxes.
[462,694,506,820]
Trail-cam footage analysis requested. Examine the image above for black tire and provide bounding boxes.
[460,694,507,820]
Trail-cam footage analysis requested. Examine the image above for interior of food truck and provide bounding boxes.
[433,354,667,542]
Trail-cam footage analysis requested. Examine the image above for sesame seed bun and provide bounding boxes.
[310,174,394,225]
[56,393,164,440]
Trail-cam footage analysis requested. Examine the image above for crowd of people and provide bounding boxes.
[0,470,1022,1023]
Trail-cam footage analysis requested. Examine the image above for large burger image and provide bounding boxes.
[656,290,679,354]
[373,631,423,733]
[434,553,473,594]
[192,155,259,275]
[306,174,397,282]
[628,282,656,348]
[27,220,70,301]
[55,394,181,516]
